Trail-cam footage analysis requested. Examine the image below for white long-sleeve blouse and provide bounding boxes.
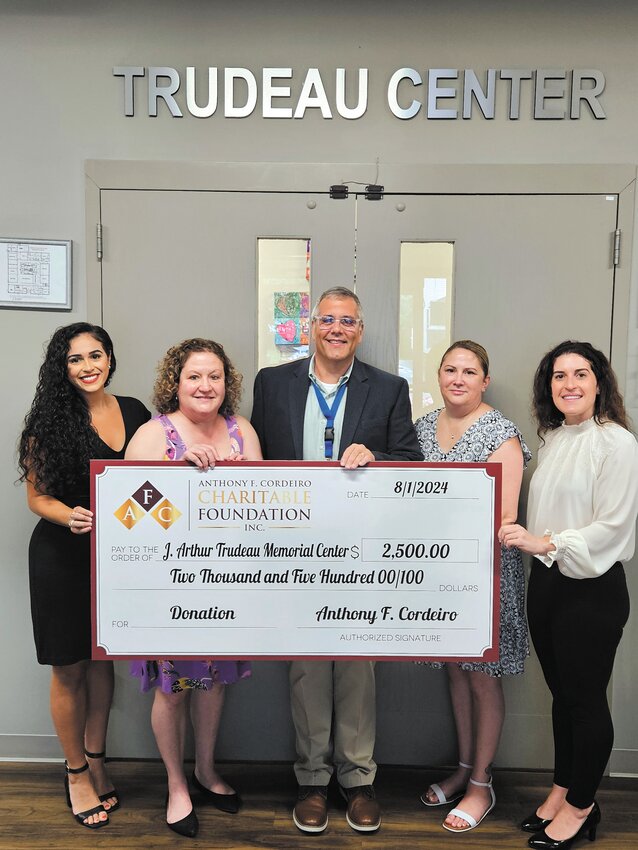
[527,417,638,579]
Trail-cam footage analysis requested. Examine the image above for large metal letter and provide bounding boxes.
[148,67,183,117]
[336,68,368,119]
[263,68,293,118]
[113,66,145,116]
[294,69,332,119]
[224,68,258,118]
[387,68,422,119]
[500,69,533,119]
[428,70,458,119]
[570,70,606,119]
[463,69,496,119]
[534,70,567,119]
[186,67,218,118]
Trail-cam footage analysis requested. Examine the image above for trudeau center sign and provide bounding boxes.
[114,66,606,121]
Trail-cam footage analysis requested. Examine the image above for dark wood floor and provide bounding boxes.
[0,761,636,849]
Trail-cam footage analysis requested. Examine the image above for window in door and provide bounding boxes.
[399,242,454,417]
[257,238,311,370]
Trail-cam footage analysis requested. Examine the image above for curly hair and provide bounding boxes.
[18,323,116,496]
[153,339,242,416]
[439,340,490,376]
[532,340,630,438]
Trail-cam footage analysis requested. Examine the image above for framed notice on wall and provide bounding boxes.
[0,238,72,310]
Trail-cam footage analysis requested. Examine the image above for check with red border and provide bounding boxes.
[91,461,501,661]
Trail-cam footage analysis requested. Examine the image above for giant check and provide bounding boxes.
[91,461,501,660]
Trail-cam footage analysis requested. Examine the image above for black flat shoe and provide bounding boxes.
[166,792,199,838]
[192,771,240,814]
[64,762,109,830]
[528,801,600,849]
[521,810,553,833]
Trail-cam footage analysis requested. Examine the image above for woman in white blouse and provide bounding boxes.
[500,340,638,850]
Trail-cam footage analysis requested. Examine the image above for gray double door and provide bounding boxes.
[98,187,617,767]
[101,187,616,426]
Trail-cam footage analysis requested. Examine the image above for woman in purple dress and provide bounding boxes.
[126,338,262,838]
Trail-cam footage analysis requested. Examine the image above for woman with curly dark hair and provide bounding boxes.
[500,340,638,849]
[531,340,630,436]
[19,322,150,830]
[126,338,261,839]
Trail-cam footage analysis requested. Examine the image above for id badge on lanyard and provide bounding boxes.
[313,381,347,459]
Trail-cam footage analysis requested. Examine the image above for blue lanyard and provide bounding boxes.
[313,381,347,459]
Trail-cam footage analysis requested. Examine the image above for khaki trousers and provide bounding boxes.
[289,659,377,788]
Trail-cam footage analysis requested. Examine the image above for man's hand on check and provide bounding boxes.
[340,443,375,469]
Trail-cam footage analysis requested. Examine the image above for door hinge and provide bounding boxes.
[613,228,621,267]
[96,223,103,261]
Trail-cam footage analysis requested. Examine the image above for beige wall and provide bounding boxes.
[2,0,638,772]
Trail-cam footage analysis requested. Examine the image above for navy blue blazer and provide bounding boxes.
[251,357,422,462]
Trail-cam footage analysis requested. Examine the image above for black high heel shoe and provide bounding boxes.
[85,749,120,812]
[192,770,241,814]
[166,791,199,838]
[521,810,553,833]
[528,801,600,849]
[64,762,108,829]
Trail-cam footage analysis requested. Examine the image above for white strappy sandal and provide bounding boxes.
[420,762,473,808]
[442,777,496,832]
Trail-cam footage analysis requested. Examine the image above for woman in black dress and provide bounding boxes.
[18,323,150,829]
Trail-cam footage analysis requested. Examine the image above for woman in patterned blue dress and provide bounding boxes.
[126,339,262,838]
[415,340,530,833]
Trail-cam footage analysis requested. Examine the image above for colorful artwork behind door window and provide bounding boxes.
[274,291,310,346]
[257,238,311,369]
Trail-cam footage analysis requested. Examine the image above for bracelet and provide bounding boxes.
[68,514,74,529]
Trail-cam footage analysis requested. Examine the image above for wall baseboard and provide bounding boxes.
[610,748,638,778]
[0,734,61,761]
[2,734,636,778]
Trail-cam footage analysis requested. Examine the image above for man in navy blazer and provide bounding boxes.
[251,286,421,834]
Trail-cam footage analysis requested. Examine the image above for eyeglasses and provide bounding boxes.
[314,315,362,330]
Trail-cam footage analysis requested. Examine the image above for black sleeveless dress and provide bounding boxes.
[28,396,150,665]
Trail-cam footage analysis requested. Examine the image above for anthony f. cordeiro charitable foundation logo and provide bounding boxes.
[114,480,182,530]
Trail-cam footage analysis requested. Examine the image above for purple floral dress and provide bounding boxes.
[130,414,251,693]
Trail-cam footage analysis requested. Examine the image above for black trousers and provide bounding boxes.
[527,559,629,808]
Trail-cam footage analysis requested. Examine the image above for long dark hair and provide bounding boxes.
[532,340,629,437]
[18,323,116,496]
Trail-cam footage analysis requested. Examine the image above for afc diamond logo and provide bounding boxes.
[113,498,145,529]
[131,481,164,511]
[114,480,181,530]
[151,498,182,529]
